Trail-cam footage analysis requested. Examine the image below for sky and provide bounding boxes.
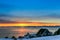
[0,0,60,37]
[0,0,60,24]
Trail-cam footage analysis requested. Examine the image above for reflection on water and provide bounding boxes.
[12,28,38,37]
[0,26,59,38]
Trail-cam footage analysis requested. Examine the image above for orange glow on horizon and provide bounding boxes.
[0,22,60,27]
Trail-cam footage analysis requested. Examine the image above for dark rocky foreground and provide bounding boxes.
[3,28,60,39]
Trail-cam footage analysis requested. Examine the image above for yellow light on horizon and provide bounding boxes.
[18,24,29,26]
[0,22,60,27]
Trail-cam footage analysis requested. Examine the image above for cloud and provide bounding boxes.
[0,13,10,17]
[0,18,18,23]
[8,10,60,18]
[45,13,60,18]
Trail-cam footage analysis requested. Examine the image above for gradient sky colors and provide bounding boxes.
[0,0,60,26]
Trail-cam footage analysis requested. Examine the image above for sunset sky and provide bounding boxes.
[0,0,60,26]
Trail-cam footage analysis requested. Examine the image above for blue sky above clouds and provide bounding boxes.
[0,0,60,17]
[0,0,60,23]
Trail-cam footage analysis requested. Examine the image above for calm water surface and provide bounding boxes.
[0,26,59,38]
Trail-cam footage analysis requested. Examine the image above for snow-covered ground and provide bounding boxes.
[0,35,60,40]
[21,35,60,40]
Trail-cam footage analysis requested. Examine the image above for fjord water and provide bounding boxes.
[0,26,59,38]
